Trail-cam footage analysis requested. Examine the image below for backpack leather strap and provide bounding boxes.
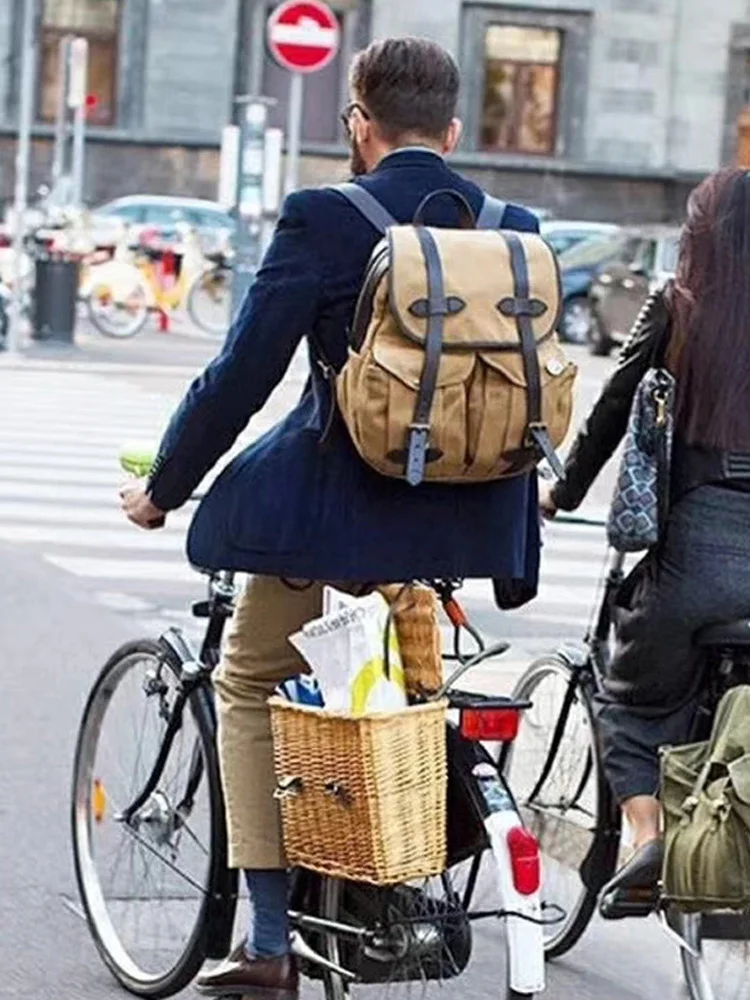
[477,195,508,230]
[406,227,448,486]
[503,230,564,477]
[331,182,397,235]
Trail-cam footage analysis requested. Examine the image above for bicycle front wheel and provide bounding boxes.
[72,639,222,998]
[187,266,231,337]
[504,654,619,958]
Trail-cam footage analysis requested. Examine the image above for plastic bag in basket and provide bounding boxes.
[289,590,407,715]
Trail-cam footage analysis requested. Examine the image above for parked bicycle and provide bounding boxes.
[83,224,209,339]
[70,450,552,1000]
[504,517,750,1000]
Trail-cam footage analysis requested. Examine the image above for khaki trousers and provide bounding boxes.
[213,575,337,869]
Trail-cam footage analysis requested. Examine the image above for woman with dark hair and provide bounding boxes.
[541,168,750,912]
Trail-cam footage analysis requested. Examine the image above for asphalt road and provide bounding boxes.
[0,325,696,1000]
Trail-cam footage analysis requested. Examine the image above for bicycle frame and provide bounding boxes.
[119,573,547,994]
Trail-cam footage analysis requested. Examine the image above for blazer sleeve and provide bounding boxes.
[551,285,672,512]
[503,203,540,234]
[147,192,323,511]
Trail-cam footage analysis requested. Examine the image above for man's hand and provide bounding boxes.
[120,484,166,530]
[539,483,559,521]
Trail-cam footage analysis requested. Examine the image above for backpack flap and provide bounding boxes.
[388,227,560,349]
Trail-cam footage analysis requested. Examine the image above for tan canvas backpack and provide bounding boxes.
[330,184,576,486]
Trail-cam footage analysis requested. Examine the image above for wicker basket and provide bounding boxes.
[378,584,443,698]
[269,698,448,885]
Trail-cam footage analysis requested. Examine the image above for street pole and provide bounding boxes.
[51,35,72,201]
[248,0,267,96]
[231,97,274,319]
[7,0,37,356]
[71,103,86,204]
[69,37,88,206]
[284,72,303,198]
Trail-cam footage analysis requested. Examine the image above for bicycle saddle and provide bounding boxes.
[695,619,750,648]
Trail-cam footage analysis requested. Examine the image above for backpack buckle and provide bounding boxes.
[406,424,431,487]
[526,422,564,479]
[525,421,547,446]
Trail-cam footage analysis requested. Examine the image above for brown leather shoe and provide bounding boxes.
[195,943,299,998]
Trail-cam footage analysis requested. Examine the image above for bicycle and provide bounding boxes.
[503,517,750,1000]
[83,225,209,339]
[70,452,552,1000]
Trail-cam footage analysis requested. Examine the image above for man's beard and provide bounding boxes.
[349,135,368,177]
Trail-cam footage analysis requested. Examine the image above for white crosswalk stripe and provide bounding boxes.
[0,365,616,676]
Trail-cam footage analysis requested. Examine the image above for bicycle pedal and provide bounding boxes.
[599,889,658,921]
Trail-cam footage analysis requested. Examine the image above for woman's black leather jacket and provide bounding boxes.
[551,286,670,511]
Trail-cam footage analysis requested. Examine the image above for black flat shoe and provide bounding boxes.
[598,839,663,920]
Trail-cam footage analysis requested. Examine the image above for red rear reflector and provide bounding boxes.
[443,598,468,628]
[507,826,541,895]
[460,707,521,743]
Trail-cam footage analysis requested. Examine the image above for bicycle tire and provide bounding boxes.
[675,909,750,1000]
[318,866,538,999]
[86,272,149,339]
[186,267,231,338]
[71,638,223,998]
[321,877,348,1000]
[504,653,620,960]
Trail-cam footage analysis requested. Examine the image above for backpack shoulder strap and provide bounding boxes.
[330,182,398,235]
[477,194,508,230]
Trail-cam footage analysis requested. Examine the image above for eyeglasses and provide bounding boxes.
[340,101,370,137]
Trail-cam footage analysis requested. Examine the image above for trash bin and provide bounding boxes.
[32,254,80,343]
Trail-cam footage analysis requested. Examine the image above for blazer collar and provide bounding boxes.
[372,147,446,173]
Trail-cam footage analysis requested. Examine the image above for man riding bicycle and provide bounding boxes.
[121,37,541,998]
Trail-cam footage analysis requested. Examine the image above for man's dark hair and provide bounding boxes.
[350,37,460,141]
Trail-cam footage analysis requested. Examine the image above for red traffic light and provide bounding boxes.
[84,94,98,112]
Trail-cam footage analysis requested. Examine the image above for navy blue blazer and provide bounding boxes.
[149,149,542,590]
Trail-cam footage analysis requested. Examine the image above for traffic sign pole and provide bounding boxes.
[267,1,340,199]
[284,72,304,197]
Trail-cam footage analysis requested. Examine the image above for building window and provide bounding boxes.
[481,25,561,155]
[39,0,119,126]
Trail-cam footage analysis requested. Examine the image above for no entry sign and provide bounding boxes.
[267,0,340,75]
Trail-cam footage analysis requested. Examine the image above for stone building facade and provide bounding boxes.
[0,0,748,222]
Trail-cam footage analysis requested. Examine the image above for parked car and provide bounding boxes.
[588,226,680,356]
[546,224,622,344]
[541,220,620,259]
[89,195,233,253]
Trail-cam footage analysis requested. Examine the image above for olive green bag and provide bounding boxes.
[661,685,750,912]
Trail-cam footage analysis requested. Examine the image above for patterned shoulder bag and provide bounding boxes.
[606,298,676,553]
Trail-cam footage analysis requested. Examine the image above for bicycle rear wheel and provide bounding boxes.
[72,639,222,997]
[317,856,536,999]
[87,269,149,338]
[674,910,750,1000]
[504,654,619,958]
